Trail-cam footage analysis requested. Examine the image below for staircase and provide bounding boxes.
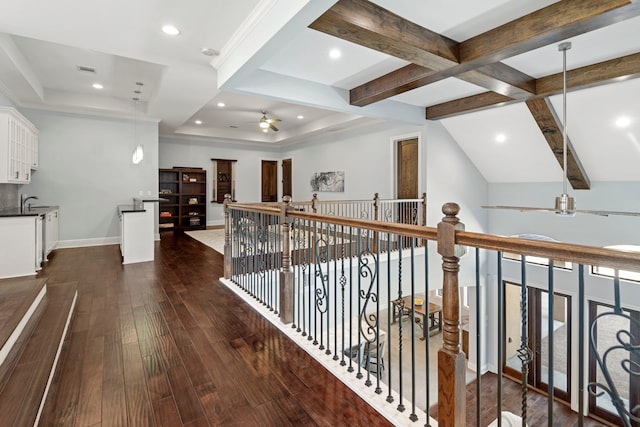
[0,277,77,426]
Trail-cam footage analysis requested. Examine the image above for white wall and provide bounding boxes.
[281,122,420,201]
[159,136,281,226]
[21,109,158,246]
[487,181,640,245]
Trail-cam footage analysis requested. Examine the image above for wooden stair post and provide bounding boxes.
[279,195,294,324]
[437,203,466,426]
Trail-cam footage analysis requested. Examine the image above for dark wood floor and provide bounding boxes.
[37,232,610,426]
[38,233,391,426]
[430,372,609,427]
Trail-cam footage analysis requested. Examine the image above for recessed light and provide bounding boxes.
[496,133,506,143]
[92,83,103,90]
[297,115,304,119]
[195,120,202,125]
[616,116,631,128]
[217,102,225,108]
[162,25,180,36]
[329,48,341,59]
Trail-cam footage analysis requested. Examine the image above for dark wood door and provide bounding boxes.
[397,138,418,199]
[282,158,292,198]
[262,160,278,202]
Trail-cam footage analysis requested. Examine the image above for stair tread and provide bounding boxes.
[0,281,77,427]
[0,277,47,352]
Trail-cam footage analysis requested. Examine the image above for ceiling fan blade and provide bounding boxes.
[269,122,279,132]
[576,209,640,217]
[481,205,556,213]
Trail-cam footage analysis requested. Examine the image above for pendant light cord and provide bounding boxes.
[559,42,571,196]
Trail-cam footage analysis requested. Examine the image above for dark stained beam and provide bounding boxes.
[312,0,537,106]
[525,98,590,190]
[350,61,535,106]
[309,0,458,70]
[335,0,640,106]
[425,92,513,120]
[426,51,640,119]
[461,0,640,65]
[350,64,433,107]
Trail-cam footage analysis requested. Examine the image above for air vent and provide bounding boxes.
[77,65,96,73]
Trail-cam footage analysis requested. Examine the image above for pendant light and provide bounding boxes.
[132,82,144,165]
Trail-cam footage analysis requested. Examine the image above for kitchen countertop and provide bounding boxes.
[119,198,168,215]
[0,206,59,218]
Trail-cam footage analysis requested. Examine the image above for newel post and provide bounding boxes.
[223,193,232,279]
[279,196,294,324]
[437,203,466,427]
[311,193,318,213]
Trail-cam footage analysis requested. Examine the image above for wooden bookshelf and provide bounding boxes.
[159,167,207,231]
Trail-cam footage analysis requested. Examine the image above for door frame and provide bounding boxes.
[390,132,422,199]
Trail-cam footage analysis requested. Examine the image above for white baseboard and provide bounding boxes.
[56,236,119,249]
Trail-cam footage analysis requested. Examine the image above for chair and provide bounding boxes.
[361,331,386,379]
[342,330,386,379]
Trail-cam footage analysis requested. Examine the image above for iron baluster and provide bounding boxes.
[517,255,533,424]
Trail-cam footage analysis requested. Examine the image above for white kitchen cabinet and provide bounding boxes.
[36,215,43,268]
[0,216,38,278]
[44,209,59,259]
[118,200,158,264]
[0,107,39,183]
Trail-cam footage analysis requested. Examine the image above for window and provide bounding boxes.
[592,245,640,283]
[212,158,236,203]
[503,234,572,270]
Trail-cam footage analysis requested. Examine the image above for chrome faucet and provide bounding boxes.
[20,194,38,213]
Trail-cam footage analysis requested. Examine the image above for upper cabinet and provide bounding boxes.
[0,107,39,184]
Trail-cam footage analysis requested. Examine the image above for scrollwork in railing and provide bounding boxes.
[589,310,640,427]
[358,245,379,387]
[313,232,329,349]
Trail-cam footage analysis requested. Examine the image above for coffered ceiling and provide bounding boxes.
[0,0,639,184]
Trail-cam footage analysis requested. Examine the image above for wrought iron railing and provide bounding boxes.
[222,195,640,426]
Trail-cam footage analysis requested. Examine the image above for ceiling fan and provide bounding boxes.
[482,42,640,218]
[258,110,280,132]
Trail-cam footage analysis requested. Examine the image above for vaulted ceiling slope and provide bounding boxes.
[0,0,639,184]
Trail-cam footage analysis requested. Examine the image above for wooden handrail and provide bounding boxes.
[228,203,640,271]
[458,230,640,271]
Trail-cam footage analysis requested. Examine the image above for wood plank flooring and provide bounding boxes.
[37,233,610,426]
[38,233,391,426]
[430,372,610,426]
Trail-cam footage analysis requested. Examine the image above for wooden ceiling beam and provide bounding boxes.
[426,51,640,119]
[311,0,536,106]
[309,0,458,70]
[350,61,535,106]
[525,98,590,190]
[319,0,640,107]
[461,0,640,65]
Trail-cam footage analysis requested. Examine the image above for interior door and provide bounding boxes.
[396,138,419,229]
[503,282,571,403]
[396,138,418,199]
[261,160,278,202]
[282,158,292,198]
